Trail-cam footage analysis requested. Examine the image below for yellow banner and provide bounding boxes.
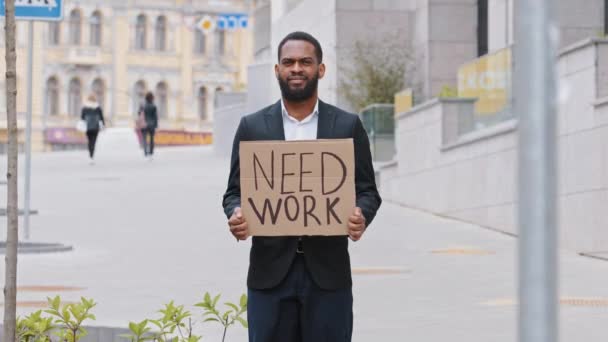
[458,48,511,114]
[394,88,413,115]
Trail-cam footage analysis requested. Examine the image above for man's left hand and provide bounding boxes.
[348,207,366,241]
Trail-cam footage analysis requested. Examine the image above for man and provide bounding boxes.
[222,31,381,342]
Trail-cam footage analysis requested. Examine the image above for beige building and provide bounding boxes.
[0,0,254,150]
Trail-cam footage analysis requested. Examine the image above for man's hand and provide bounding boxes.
[348,207,366,241]
[229,207,249,241]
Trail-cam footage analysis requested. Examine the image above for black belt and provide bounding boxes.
[296,238,304,254]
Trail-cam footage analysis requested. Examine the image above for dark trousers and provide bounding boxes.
[141,128,155,156]
[86,130,99,158]
[248,255,353,342]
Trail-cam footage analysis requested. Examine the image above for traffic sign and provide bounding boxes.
[0,0,63,21]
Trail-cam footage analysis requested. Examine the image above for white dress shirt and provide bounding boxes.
[281,99,319,141]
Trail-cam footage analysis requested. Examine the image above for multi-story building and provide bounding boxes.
[0,0,254,151]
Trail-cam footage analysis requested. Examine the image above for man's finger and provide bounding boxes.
[229,216,244,225]
[349,215,364,224]
[230,222,248,232]
[348,222,364,230]
[354,207,362,216]
[235,207,243,219]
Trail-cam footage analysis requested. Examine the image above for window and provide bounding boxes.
[194,29,206,55]
[46,77,60,116]
[92,78,105,110]
[69,9,82,45]
[214,86,223,108]
[156,82,168,118]
[198,87,207,120]
[216,29,225,56]
[477,0,488,57]
[90,11,102,46]
[133,80,146,113]
[48,22,61,45]
[68,78,82,117]
[155,16,167,51]
[135,14,147,50]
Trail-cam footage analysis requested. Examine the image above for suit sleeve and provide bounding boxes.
[222,117,248,219]
[353,116,382,227]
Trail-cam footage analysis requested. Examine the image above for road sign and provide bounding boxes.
[217,14,248,30]
[0,0,63,21]
[196,15,215,34]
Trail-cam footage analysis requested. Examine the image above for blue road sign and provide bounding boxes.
[217,13,247,31]
[0,0,63,21]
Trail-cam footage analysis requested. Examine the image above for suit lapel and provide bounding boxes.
[316,100,335,139]
[264,100,285,140]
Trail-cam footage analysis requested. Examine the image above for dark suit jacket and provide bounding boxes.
[222,100,381,290]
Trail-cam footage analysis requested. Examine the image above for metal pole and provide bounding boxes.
[515,0,558,341]
[24,20,33,240]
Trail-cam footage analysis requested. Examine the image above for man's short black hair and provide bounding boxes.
[277,31,323,64]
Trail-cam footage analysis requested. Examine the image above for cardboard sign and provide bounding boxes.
[240,139,355,236]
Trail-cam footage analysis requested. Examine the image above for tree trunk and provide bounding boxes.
[3,0,19,341]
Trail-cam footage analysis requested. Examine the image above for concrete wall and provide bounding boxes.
[558,0,605,48]
[213,103,247,158]
[413,0,477,102]
[335,0,413,111]
[270,0,338,104]
[381,39,608,253]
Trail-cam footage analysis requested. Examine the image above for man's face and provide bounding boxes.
[275,40,326,102]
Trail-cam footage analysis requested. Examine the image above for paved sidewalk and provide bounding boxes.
[1,129,608,341]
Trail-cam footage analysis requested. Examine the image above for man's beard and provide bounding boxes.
[278,72,319,102]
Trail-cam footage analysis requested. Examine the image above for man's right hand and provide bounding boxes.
[228,207,249,241]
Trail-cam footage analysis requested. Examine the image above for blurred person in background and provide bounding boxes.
[81,94,105,164]
[139,92,159,159]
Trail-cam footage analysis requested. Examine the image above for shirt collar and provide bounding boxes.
[281,99,319,124]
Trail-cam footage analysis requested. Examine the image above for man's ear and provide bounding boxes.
[318,63,326,79]
[274,64,280,79]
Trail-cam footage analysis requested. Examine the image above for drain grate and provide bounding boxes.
[352,267,409,275]
[431,248,494,255]
[18,285,85,292]
[481,297,608,307]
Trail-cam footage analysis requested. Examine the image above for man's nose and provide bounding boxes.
[292,61,303,72]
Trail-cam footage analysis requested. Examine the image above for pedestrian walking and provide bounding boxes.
[81,94,105,164]
[139,92,158,159]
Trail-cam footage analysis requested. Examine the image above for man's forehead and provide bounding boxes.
[280,40,316,59]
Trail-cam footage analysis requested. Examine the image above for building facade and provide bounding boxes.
[0,0,254,151]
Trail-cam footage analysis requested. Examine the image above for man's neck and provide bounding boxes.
[283,95,318,121]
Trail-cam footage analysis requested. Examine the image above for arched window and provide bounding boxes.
[90,11,103,46]
[198,87,207,120]
[155,16,167,51]
[133,80,147,113]
[155,82,168,118]
[48,22,61,45]
[214,86,223,108]
[69,9,82,45]
[194,29,206,55]
[68,78,82,117]
[46,77,60,116]
[135,14,147,50]
[92,78,105,110]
